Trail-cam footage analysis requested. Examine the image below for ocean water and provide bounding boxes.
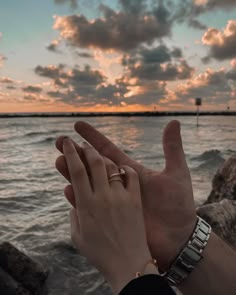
[0,116,235,294]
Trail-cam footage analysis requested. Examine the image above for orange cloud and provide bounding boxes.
[231,59,236,68]
[194,0,208,5]
[202,20,236,60]
[93,50,123,83]
[175,68,234,107]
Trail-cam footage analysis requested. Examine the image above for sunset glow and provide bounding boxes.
[0,0,236,113]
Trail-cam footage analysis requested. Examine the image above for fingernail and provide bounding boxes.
[63,136,70,144]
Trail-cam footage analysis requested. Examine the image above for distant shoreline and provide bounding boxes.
[0,111,236,118]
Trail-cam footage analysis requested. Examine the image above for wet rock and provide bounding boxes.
[0,242,48,294]
[197,199,236,250]
[197,154,236,250]
[206,154,236,204]
[0,267,30,295]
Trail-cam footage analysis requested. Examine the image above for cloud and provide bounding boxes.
[35,64,125,105]
[124,80,168,105]
[169,0,207,31]
[23,94,38,101]
[0,77,14,84]
[35,62,168,107]
[171,0,236,31]
[226,69,236,81]
[193,0,236,10]
[0,77,17,90]
[77,52,94,58]
[54,0,77,8]
[119,0,147,15]
[171,48,182,58]
[188,19,207,30]
[202,20,236,60]
[53,1,173,51]
[123,45,194,81]
[6,86,16,90]
[138,45,173,64]
[231,59,236,68]
[131,60,194,81]
[35,64,65,79]
[46,39,62,53]
[175,68,235,104]
[22,85,43,93]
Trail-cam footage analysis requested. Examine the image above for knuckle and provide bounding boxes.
[91,155,104,167]
[74,166,85,177]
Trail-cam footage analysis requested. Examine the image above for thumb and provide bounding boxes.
[162,120,188,173]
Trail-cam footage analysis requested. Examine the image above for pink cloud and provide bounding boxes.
[202,20,236,60]
[231,59,236,68]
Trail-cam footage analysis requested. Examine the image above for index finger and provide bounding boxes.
[74,121,143,173]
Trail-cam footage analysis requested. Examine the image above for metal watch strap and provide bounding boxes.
[161,216,211,286]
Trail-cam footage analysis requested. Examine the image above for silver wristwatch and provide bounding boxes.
[161,216,211,286]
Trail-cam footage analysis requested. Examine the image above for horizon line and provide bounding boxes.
[0,111,236,118]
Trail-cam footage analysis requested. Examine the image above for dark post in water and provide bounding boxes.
[195,98,202,127]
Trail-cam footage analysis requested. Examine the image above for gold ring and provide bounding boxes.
[109,172,121,178]
[109,178,124,184]
[108,168,126,179]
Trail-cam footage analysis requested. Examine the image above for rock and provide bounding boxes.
[0,242,48,294]
[197,155,236,250]
[0,268,30,295]
[197,199,236,250]
[206,154,236,204]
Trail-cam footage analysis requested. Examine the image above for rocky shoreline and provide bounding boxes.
[1,154,236,294]
[197,154,236,250]
[0,242,48,294]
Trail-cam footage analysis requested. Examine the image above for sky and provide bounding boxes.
[0,0,236,113]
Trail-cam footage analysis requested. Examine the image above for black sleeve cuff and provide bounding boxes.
[119,274,176,295]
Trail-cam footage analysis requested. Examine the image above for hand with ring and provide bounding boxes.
[62,138,156,294]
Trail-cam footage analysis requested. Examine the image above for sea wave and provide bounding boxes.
[31,137,56,144]
[192,149,224,162]
[25,130,61,137]
[192,149,225,170]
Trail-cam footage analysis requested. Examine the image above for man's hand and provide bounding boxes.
[55,120,197,270]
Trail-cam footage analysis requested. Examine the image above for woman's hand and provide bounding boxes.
[56,121,197,271]
[63,138,153,294]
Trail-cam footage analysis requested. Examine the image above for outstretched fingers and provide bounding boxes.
[56,135,83,155]
[74,121,143,173]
